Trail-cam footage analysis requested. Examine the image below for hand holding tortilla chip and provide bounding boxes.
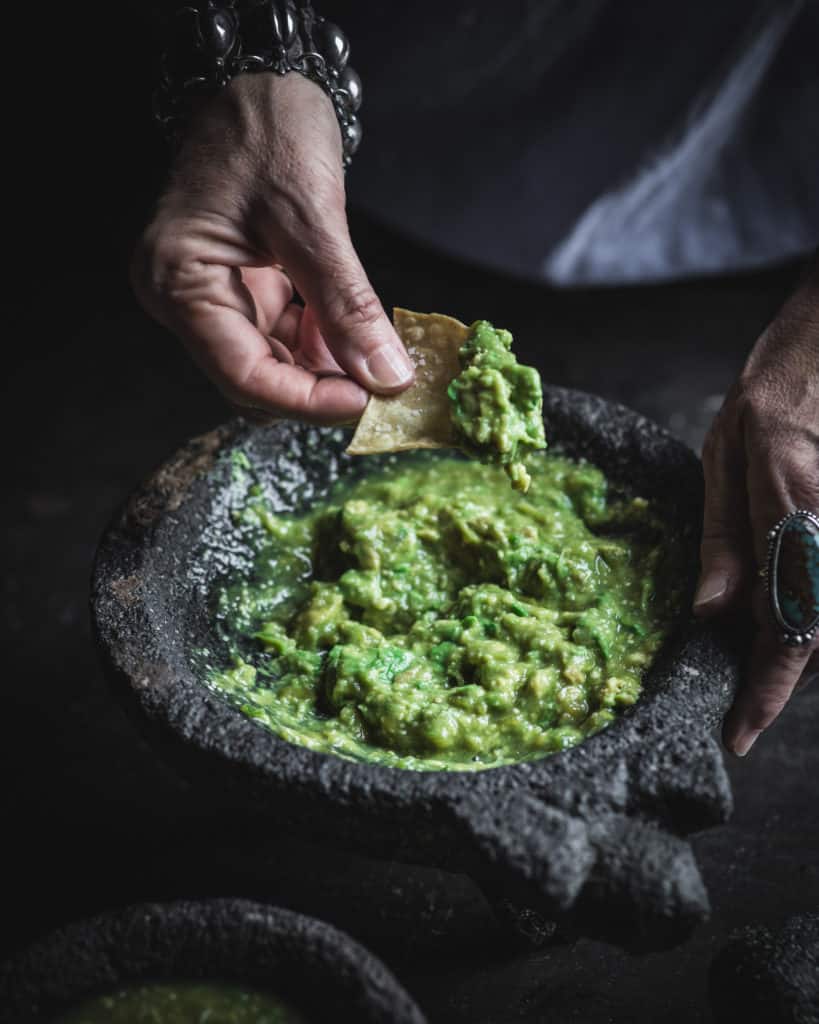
[348,309,547,492]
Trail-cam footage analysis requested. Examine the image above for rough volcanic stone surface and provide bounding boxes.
[91,387,742,952]
[0,898,427,1024]
[709,912,819,1024]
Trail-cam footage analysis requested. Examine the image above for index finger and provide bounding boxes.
[177,295,368,424]
[722,591,813,756]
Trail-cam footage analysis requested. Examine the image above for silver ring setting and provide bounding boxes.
[763,509,819,646]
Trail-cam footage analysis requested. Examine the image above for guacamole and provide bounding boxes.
[204,454,682,771]
[448,320,546,492]
[56,981,306,1023]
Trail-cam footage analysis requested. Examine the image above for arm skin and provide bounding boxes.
[694,252,819,755]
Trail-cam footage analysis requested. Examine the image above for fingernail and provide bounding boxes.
[731,729,763,757]
[693,572,728,611]
[365,345,414,389]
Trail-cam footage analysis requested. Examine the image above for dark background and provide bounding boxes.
[4,3,818,1022]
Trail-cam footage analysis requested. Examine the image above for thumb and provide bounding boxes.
[694,415,753,616]
[279,219,415,395]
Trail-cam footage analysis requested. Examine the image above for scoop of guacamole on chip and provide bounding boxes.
[448,320,546,491]
[347,309,546,491]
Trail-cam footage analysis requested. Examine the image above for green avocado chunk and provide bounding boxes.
[448,320,547,492]
[204,454,682,771]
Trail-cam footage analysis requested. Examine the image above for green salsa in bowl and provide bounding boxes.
[0,900,426,1024]
[206,452,683,771]
[55,981,304,1024]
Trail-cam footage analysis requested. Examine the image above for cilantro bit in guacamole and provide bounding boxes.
[204,455,682,772]
[448,320,546,492]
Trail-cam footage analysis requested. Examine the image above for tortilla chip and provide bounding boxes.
[347,308,469,455]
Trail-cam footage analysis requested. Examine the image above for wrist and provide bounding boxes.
[156,2,362,167]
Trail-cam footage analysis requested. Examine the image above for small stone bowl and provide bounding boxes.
[0,898,427,1024]
[91,387,742,952]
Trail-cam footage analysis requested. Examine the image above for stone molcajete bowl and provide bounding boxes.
[92,387,742,952]
[0,898,426,1023]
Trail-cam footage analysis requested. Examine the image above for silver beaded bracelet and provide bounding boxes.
[155,1,362,167]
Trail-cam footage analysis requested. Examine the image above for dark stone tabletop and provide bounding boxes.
[710,911,819,1024]
[3,211,818,1023]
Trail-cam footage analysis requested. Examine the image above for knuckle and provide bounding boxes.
[132,224,205,311]
[757,435,819,508]
[735,389,786,454]
[733,381,759,419]
[773,644,813,674]
[735,372,776,415]
[327,284,383,337]
[737,379,807,443]
[745,687,790,730]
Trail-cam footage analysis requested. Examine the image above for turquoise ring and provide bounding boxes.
[762,509,819,646]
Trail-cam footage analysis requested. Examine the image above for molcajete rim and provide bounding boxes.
[92,386,741,948]
[0,898,427,1024]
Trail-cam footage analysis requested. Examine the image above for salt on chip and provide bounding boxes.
[346,308,469,455]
